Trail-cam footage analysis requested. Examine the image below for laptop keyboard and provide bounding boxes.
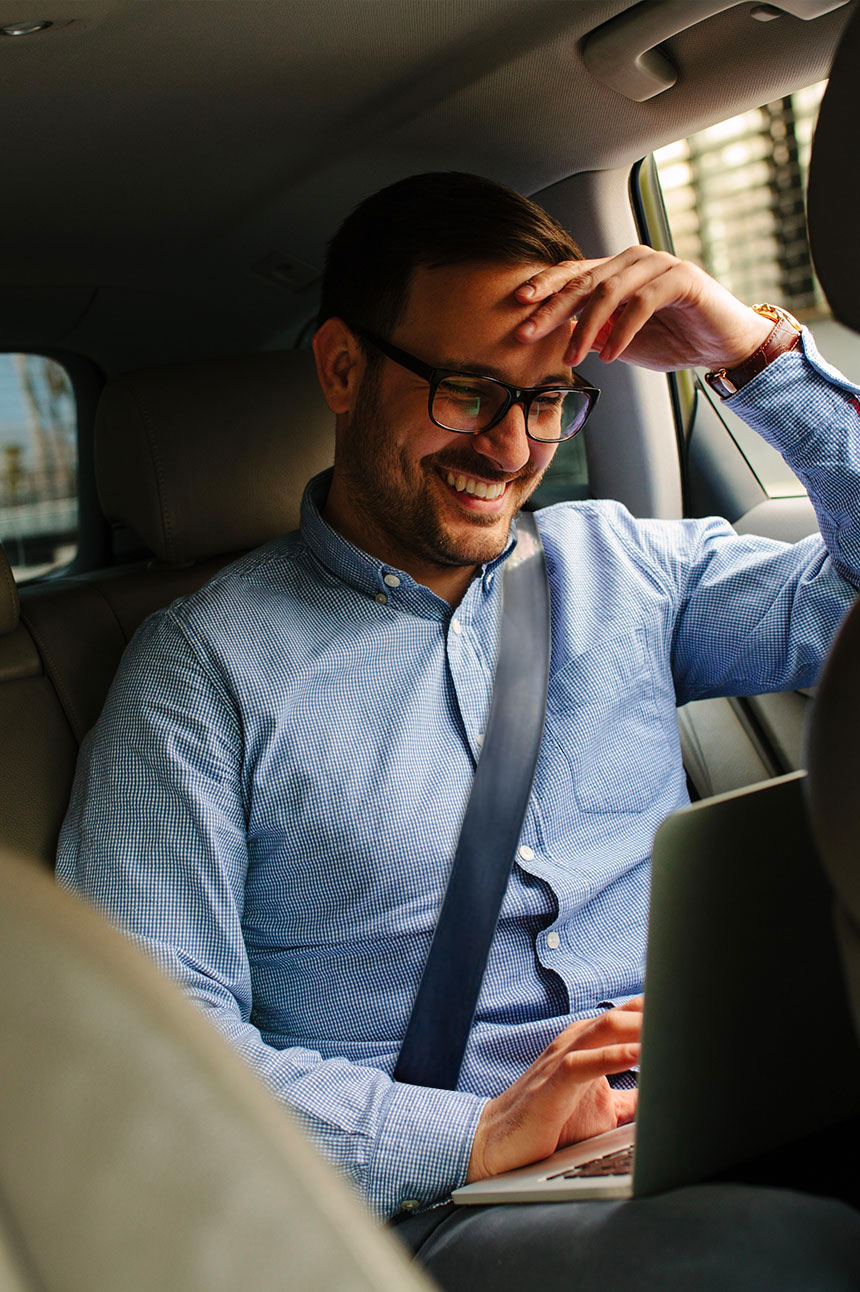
[546,1146,634,1180]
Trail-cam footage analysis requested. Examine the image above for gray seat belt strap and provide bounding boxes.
[393,510,551,1091]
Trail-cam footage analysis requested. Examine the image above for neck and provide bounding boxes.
[322,473,477,607]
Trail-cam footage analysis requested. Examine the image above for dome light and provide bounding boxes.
[2,20,53,37]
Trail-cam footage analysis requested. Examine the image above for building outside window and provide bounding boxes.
[0,354,77,580]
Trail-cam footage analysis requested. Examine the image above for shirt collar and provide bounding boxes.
[299,468,518,612]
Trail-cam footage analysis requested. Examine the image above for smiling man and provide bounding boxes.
[317,260,567,601]
[58,172,860,1289]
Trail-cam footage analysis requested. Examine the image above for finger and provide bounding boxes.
[516,247,654,343]
[613,1089,639,1126]
[556,1010,643,1054]
[563,251,679,364]
[559,1042,642,1083]
[515,257,608,304]
[593,262,695,363]
[552,1002,640,1043]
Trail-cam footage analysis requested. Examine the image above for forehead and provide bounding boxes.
[395,261,576,378]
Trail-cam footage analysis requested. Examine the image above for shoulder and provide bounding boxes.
[160,530,309,633]
[534,498,740,587]
[110,530,307,687]
[536,497,735,547]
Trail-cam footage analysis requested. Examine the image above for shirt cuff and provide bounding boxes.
[726,325,860,417]
[368,1079,487,1221]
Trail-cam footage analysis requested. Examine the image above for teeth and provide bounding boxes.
[444,471,505,500]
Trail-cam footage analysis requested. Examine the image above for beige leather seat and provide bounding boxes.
[0,848,431,1291]
[1,350,334,865]
[0,546,79,863]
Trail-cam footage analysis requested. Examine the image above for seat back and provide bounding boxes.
[0,545,79,863]
[0,849,431,1292]
[805,596,860,1022]
[0,349,334,865]
[805,0,860,1035]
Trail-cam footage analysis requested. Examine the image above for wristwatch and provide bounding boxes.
[704,304,802,399]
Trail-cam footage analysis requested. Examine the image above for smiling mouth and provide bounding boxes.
[441,469,507,501]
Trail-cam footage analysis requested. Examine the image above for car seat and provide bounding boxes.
[804,0,860,1036]
[0,848,432,1292]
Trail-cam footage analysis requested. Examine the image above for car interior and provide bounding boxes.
[1,0,859,1286]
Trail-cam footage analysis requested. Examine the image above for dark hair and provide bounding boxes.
[317,171,582,343]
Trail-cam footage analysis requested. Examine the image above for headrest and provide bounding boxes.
[807,2,860,334]
[0,852,428,1292]
[0,543,20,635]
[96,351,335,565]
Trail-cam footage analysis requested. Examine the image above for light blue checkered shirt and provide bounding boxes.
[58,331,860,1219]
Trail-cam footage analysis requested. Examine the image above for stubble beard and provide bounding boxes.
[338,366,548,570]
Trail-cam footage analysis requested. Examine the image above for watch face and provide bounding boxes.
[704,371,737,399]
[754,303,801,331]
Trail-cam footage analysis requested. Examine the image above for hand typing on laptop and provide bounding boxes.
[466,997,642,1183]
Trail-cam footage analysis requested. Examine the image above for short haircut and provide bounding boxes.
[317,171,582,345]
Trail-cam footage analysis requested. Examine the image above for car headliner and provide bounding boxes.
[0,0,854,371]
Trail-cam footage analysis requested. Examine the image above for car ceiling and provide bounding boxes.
[0,0,855,372]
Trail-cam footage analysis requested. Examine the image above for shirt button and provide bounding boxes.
[546,931,560,950]
[374,592,388,605]
[400,1199,420,1211]
[451,618,463,634]
[476,732,484,747]
[383,573,401,588]
[486,572,494,586]
[518,844,534,862]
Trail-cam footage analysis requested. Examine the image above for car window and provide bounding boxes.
[650,81,860,501]
[0,353,77,579]
[529,422,588,507]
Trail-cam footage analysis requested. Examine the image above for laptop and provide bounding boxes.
[452,770,860,1204]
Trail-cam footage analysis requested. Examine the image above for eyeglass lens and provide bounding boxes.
[432,376,590,442]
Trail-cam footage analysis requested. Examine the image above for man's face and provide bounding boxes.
[332,260,576,575]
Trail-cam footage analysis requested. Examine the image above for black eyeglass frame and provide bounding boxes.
[349,324,600,443]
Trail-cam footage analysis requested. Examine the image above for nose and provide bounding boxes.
[471,401,532,475]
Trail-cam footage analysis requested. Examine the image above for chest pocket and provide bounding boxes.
[544,627,672,816]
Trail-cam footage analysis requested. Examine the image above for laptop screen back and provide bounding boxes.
[634,771,860,1197]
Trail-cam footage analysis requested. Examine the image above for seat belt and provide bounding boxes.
[393,509,551,1091]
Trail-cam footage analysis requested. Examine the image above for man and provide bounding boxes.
[58,173,860,1287]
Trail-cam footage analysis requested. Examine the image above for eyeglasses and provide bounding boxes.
[349,325,600,443]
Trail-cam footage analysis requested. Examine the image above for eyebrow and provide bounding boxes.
[434,356,576,387]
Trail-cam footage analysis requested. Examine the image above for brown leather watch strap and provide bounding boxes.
[705,305,802,399]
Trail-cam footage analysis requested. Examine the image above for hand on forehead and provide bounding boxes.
[399,261,577,374]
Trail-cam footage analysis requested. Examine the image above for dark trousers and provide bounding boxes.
[391,1187,860,1291]
[390,1124,860,1291]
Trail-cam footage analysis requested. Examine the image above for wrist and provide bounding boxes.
[717,311,775,369]
[705,304,802,399]
[465,1101,493,1183]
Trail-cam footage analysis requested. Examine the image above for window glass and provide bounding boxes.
[654,84,827,316]
[530,429,589,507]
[0,354,77,579]
[653,83,860,499]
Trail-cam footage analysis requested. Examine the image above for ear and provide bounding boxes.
[312,317,366,414]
